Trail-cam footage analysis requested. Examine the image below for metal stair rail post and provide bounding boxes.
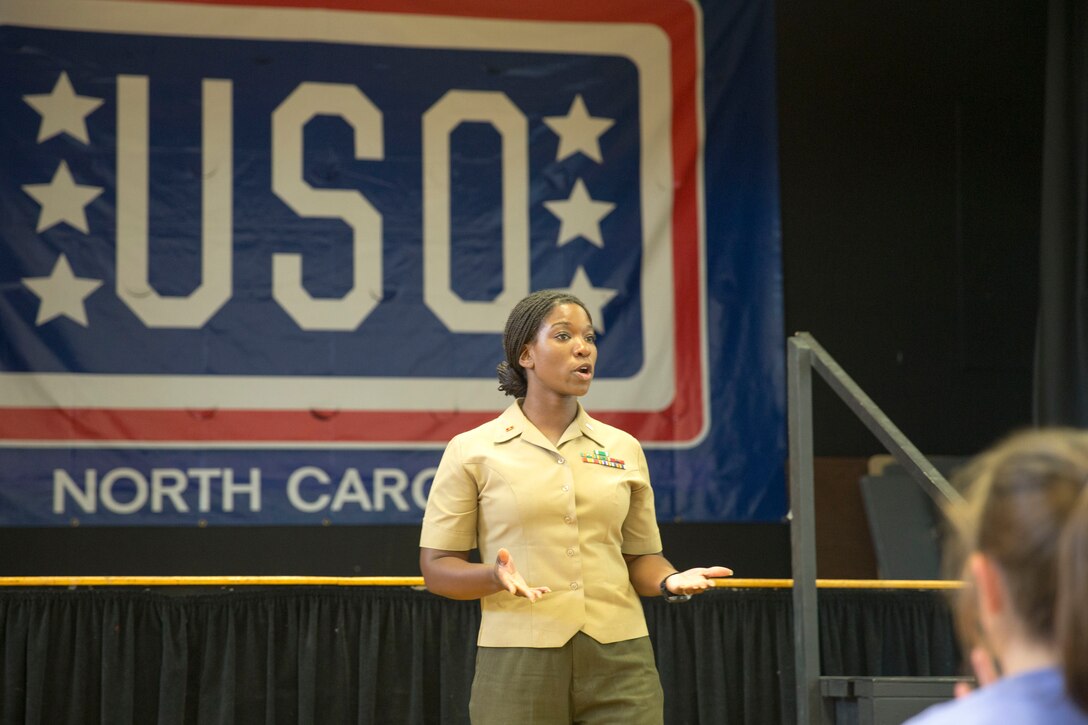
[787,332,965,725]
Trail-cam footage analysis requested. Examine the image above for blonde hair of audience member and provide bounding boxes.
[945,428,1088,712]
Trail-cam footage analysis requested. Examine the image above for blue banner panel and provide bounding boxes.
[0,0,784,525]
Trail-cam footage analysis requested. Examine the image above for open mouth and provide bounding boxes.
[574,364,593,380]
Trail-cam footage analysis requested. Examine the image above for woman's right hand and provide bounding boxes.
[494,547,551,602]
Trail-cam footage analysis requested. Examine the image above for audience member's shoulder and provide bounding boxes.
[906,669,1088,725]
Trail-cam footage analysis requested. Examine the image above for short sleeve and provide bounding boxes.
[620,443,663,555]
[419,435,480,551]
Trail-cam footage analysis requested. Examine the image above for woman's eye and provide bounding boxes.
[555,332,570,341]
[585,335,596,344]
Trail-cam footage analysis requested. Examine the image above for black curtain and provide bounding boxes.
[0,587,958,725]
[1035,0,1088,425]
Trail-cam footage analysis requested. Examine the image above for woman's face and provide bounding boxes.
[519,303,597,400]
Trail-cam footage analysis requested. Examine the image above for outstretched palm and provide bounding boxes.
[665,566,734,595]
[495,548,551,602]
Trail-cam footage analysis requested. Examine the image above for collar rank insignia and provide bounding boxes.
[581,449,626,469]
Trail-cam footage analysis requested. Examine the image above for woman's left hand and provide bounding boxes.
[664,566,733,596]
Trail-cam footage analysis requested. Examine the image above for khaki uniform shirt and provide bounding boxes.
[420,401,663,648]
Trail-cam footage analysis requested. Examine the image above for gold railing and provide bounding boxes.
[0,576,961,589]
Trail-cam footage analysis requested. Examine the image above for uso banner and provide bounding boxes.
[0,0,783,526]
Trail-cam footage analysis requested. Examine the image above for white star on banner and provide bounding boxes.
[23,71,103,144]
[22,161,103,234]
[563,266,617,333]
[543,179,615,248]
[543,95,615,163]
[22,254,103,327]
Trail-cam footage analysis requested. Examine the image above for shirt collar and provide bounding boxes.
[493,400,605,449]
[493,402,525,443]
[565,403,606,448]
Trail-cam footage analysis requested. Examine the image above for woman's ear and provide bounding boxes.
[518,344,534,370]
[969,552,1006,618]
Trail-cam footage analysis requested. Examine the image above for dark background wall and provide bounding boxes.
[780,0,1044,459]
[0,0,1047,579]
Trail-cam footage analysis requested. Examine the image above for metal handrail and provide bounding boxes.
[787,332,962,725]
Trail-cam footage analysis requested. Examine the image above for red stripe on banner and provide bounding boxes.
[138,0,693,24]
[666,2,705,444]
[1,404,698,444]
[1,408,497,443]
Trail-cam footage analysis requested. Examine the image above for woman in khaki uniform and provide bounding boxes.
[420,289,732,725]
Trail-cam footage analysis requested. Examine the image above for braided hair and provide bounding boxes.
[496,290,592,398]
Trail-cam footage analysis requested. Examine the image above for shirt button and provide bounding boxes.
[570,582,580,591]
[566,548,575,557]
[562,485,569,492]
[563,515,573,524]
[557,456,565,464]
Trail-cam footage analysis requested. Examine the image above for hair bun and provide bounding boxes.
[496,360,527,398]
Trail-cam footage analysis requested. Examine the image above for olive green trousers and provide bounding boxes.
[469,632,664,725]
